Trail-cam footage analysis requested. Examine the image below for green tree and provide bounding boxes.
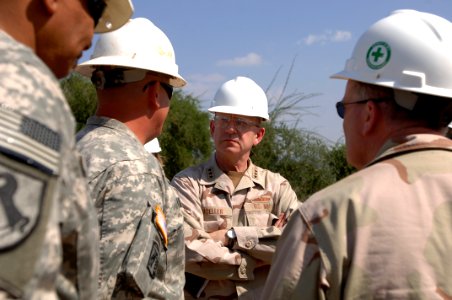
[60,73,97,131]
[327,143,356,182]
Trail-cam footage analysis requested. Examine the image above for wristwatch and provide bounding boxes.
[226,228,236,248]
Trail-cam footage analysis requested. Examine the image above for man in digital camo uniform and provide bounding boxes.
[0,0,132,299]
[171,76,300,299]
[263,10,452,299]
[76,18,186,299]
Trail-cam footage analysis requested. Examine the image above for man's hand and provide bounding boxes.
[273,212,288,228]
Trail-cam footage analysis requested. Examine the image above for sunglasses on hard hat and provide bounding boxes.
[87,0,106,27]
[143,81,174,100]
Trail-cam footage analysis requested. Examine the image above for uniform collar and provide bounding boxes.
[368,133,452,167]
[86,115,140,139]
[199,153,265,191]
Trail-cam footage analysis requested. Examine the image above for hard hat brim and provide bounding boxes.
[76,56,186,88]
[208,106,269,121]
[331,70,452,100]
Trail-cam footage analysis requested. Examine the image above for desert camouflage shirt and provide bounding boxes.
[263,134,452,299]
[76,116,184,300]
[0,31,99,299]
[171,154,299,299]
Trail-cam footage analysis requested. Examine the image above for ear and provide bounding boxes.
[145,82,160,112]
[362,101,379,136]
[42,0,59,14]
[253,127,266,146]
[209,119,215,137]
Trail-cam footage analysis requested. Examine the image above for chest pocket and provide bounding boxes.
[202,206,232,232]
[243,193,273,227]
[118,201,167,297]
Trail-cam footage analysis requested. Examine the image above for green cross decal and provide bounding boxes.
[371,47,384,62]
[366,41,391,70]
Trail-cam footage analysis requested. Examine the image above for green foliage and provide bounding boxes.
[252,122,341,201]
[60,73,97,131]
[160,92,213,179]
[327,143,356,181]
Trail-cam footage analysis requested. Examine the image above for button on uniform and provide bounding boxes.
[245,240,254,249]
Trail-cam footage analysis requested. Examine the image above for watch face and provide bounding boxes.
[227,229,236,239]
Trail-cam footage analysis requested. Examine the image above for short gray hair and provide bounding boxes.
[354,81,452,129]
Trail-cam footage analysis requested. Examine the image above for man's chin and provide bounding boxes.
[218,146,242,156]
[55,68,71,79]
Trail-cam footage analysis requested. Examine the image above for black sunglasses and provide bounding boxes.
[143,81,174,100]
[335,98,389,119]
[87,0,107,27]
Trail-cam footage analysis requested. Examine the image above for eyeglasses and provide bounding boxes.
[87,0,106,27]
[143,81,174,100]
[214,115,260,132]
[335,98,389,119]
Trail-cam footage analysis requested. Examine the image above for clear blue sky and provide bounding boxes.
[80,0,452,144]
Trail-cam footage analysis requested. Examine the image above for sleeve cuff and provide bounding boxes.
[234,226,259,250]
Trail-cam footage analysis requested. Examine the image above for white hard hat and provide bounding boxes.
[144,138,161,153]
[77,18,186,87]
[94,0,134,33]
[332,10,452,106]
[208,76,269,120]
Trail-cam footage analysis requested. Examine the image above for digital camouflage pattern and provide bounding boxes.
[76,116,185,300]
[171,155,299,299]
[263,134,452,300]
[0,31,99,299]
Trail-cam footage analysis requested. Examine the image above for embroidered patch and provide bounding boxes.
[0,107,60,175]
[154,205,168,248]
[202,207,227,215]
[0,162,48,250]
[147,241,160,279]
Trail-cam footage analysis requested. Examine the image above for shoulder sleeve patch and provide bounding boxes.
[0,106,60,175]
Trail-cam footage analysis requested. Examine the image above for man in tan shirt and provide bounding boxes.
[171,76,299,299]
[263,9,452,299]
